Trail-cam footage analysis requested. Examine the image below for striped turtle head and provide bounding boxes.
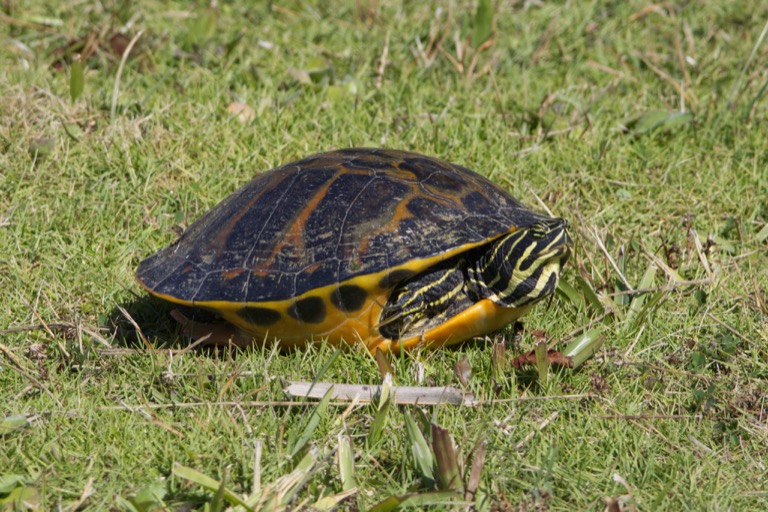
[469,218,572,308]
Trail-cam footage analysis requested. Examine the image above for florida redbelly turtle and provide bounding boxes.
[136,148,572,351]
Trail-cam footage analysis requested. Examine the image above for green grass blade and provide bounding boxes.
[755,223,768,243]
[0,415,30,435]
[278,448,318,507]
[69,55,84,103]
[624,264,657,329]
[286,350,341,453]
[313,489,357,511]
[0,475,27,494]
[368,494,403,512]
[472,0,493,48]
[369,491,460,512]
[556,279,583,308]
[172,465,251,510]
[113,497,140,512]
[635,290,668,329]
[367,397,390,450]
[338,434,356,492]
[126,480,167,511]
[185,6,218,48]
[246,448,318,510]
[575,275,604,314]
[404,409,435,484]
[289,386,333,458]
[402,490,461,507]
[210,468,227,512]
[563,328,606,368]
[621,110,692,136]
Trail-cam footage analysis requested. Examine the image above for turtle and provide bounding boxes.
[136,148,572,352]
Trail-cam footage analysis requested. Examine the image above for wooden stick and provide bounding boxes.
[284,381,476,406]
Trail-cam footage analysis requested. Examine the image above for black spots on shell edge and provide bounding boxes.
[238,306,282,326]
[330,284,368,312]
[288,296,327,323]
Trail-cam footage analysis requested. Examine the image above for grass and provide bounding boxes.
[2,0,768,509]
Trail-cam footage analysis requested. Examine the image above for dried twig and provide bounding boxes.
[0,322,76,335]
[635,52,697,108]
[117,305,153,352]
[606,279,711,297]
[705,312,754,346]
[591,225,633,291]
[514,411,559,450]
[592,414,704,421]
[285,381,475,406]
[62,477,94,512]
[111,30,144,121]
[375,30,390,89]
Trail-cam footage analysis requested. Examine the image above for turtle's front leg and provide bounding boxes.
[378,257,470,340]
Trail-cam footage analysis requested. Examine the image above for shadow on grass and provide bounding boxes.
[106,295,210,350]
[106,295,288,357]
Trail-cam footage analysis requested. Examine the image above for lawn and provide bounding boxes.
[2,1,767,510]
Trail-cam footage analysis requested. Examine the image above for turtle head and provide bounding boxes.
[469,218,572,308]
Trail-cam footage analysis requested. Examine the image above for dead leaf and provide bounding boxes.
[464,440,486,501]
[510,349,573,369]
[375,347,394,379]
[491,342,506,376]
[227,101,256,123]
[108,33,131,57]
[453,357,472,387]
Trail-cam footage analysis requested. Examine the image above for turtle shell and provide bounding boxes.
[137,148,552,350]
